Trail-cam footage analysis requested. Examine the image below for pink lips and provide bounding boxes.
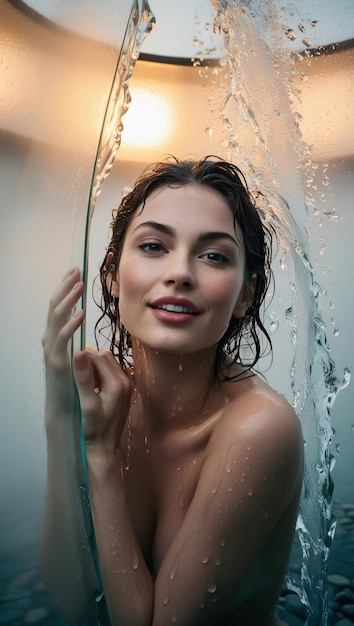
[149,297,200,324]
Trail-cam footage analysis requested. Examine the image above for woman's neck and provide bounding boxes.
[130,341,221,432]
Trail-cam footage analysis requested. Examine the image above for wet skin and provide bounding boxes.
[119,368,302,626]
[41,184,303,625]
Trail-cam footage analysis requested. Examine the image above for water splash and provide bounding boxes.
[211,1,350,624]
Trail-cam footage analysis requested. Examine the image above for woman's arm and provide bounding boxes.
[40,269,99,623]
[72,349,154,626]
[151,398,303,625]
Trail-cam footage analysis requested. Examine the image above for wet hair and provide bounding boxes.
[95,156,274,379]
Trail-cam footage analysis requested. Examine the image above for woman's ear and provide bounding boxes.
[232,274,257,318]
[105,252,119,298]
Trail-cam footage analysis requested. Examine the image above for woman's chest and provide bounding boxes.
[122,436,205,574]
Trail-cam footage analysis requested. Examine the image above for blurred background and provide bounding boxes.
[0,1,353,624]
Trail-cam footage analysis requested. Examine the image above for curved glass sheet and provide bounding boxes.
[0,1,153,624]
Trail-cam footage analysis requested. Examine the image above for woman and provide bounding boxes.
[41,157,303,625]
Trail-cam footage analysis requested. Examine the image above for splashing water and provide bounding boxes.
[211,1,350,624]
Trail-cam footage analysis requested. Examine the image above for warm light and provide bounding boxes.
[121,86,173,150]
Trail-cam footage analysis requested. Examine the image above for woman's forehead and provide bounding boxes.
[129,183,243,237]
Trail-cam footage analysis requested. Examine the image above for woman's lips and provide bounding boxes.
[149,298,200,324]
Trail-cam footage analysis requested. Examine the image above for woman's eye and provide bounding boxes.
[139,242,164,254]
[202,251,230,265]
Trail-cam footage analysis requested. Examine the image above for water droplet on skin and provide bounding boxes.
[248,490,254,497]
[215,557,221,565]
[207,582,217,593]
[132,551,139,570]
[169,557,179,580]
[211,486,217,494]
[163,596,169,606]
[201,555,209,564]
[220,538,226,547]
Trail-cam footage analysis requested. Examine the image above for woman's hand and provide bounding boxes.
[72,348,131,456]
[42,268,84,419]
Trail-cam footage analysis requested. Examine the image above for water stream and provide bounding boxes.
[211,1,351,624]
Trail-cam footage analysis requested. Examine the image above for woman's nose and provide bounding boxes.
[163,252,196,288]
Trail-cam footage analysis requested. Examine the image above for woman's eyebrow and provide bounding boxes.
[132,221,175,237]
[132,221,240,247]
[198,231,239,247]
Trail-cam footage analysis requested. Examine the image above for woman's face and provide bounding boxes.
[112,184,251,356]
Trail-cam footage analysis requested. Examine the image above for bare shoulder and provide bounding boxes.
[209,373,304,505]
[220,372,302,445]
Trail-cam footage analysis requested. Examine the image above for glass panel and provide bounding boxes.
[0,1,153,624]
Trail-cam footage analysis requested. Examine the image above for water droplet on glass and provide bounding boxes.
[302,38,312,48]
[285,28,296,41]
[298,24,306,33]
[311,20,318,27]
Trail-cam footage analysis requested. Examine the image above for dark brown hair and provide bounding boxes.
[95,156,273,378]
